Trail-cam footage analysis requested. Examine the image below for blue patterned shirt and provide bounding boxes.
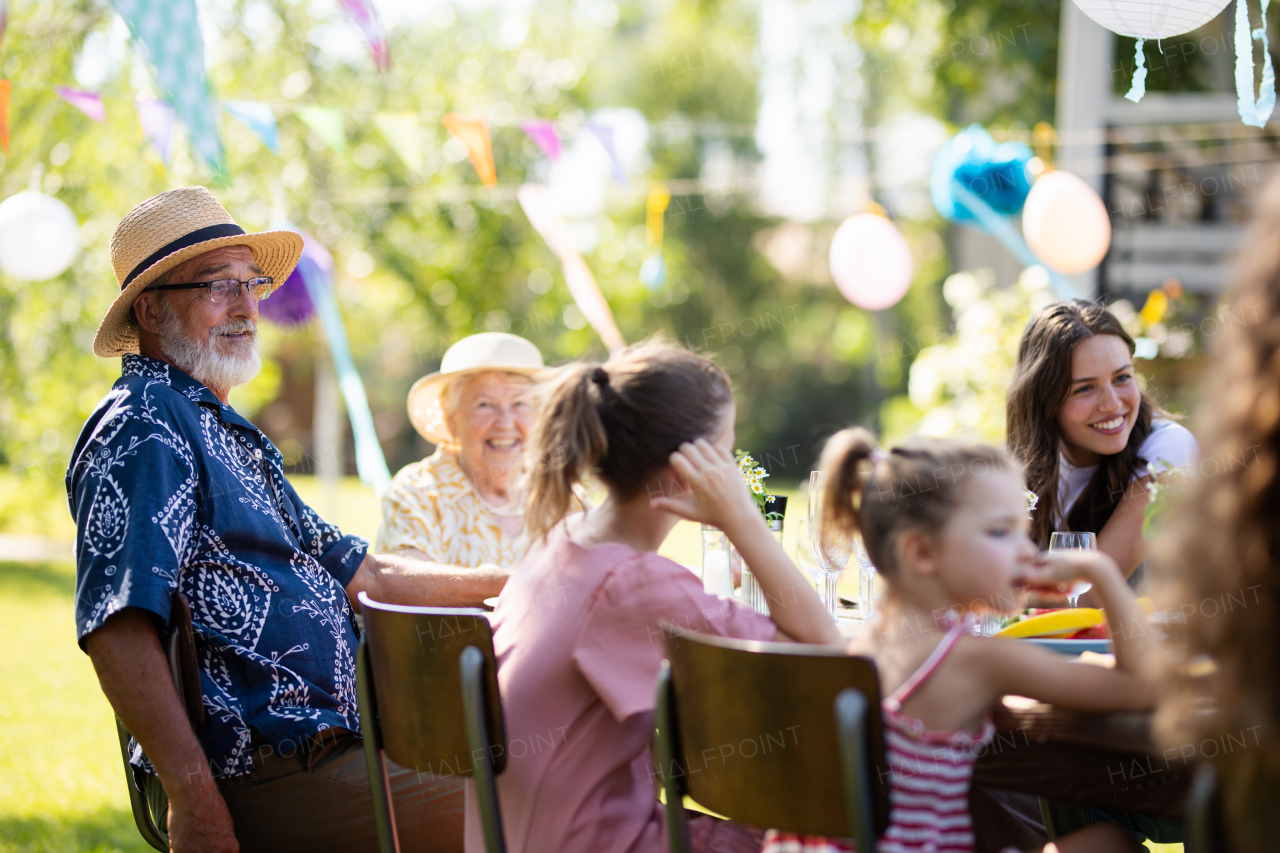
[67,353,368,778]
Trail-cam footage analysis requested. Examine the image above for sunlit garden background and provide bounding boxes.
[1,0,1264,847]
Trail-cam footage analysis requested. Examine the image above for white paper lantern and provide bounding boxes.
[1071,0,1230,39]
[0,191,81,281]
[1022,171,1112,275]
[828,213,914,311]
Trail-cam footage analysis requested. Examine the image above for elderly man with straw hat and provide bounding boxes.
[377,332,544,570]
[67,187,483,852]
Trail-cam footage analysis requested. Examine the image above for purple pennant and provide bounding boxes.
[56,87,106,123]
[338,0,390,71]
[587,121,627,186]
[259,226,332,325]
[136,99,176,165]
[520,119,561,160]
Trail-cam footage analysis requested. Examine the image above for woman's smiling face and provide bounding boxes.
[1056,334,1141,467]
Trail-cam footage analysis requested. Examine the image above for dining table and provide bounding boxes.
[972,693,1190,819]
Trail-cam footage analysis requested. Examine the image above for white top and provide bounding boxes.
[1054,419,1198,527]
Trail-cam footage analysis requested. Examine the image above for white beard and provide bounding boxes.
[156,298,262,393]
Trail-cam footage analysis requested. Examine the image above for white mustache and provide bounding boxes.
[211,319,257,337]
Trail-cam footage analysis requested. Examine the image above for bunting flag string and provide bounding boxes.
[295,105,348,155]
[443,113,497,187]
[137,98,176,165]
[338,0,390,72]
[55,87,106,123]
[517,183,626,353]
[222,99,280,154]
[521,119,561,160]
[109,0,226,178]
[373,111,426,174]
[587,121,627,186]
[0,80,9,155]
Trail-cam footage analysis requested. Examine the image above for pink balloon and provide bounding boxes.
[828,213,914,311]
[1022,171,1111,275]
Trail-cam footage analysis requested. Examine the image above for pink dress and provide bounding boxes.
[462,528,777,853]
[763,621,997,853]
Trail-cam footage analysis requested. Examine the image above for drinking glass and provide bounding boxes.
[1048,531,1098,608]
[792,520,823,592]
[854,537,878,620]
[809,471,852,620]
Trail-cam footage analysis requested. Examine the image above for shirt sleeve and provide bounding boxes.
[572,553,777,722]
[69,416,194,649]
[277,475,368,589]
[375,467,445,559]
[1137,421,1198,479]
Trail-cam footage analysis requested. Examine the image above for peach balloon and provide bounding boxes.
[828,213,914,311]
[1021,171,1112,275]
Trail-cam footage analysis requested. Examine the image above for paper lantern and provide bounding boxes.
[0,191,80,281]
[1071,0,1229,39]
[828,213,913,311]
[1021,171,1112,275]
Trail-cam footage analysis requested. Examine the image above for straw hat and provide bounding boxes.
[408,333,545,444]
[93,186,304,357]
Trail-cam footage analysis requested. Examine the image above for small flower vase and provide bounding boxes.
[741,494,787,615]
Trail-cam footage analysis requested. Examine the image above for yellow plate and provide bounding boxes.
[995,608,1104,639]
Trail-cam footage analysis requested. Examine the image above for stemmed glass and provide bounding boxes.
[1048,531,1098,608]
[809,471,852,620]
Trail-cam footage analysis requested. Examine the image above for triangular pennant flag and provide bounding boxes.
[373,111,425,174]
[295,106,347,155]
[442,113,496,187]
[110,0,226,178]
[517,184,626,353]
[338,0,390,71]
[587,121,627,186]
[137,98,176,165]
[221,99,279,154]
[55,87,106,124]
[0,79,10,155]
[520,119,561,160]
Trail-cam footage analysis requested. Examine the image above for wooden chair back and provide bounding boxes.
[657,626,890,839]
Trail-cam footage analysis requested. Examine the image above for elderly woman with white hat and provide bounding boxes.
[376,332,544,570]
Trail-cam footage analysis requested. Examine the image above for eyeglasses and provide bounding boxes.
[146,276,274,304]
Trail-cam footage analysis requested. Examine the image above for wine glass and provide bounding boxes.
[1048,531,1098,608]
[792,519,823,592]
[809,471,852,620]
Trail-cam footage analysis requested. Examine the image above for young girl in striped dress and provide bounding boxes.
[764,428,1151,853]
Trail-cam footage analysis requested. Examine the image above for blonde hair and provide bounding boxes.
[818,427,1017,577]
[522,340,733,542]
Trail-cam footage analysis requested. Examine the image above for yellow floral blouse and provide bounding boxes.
[375,448,523,568]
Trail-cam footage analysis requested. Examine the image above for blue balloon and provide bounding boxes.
[931,125,1033,224]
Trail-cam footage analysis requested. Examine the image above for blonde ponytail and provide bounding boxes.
[817,427,878,545]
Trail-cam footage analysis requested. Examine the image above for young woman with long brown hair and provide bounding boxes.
[1152,178,1280,851]
[461,340,840,853]
[1006,300,1197,588]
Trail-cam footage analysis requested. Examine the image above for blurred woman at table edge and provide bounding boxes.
[463,339,840,853]
[1152,177,1280,852]
[1006,300,1197,591]
[375,332,542,590]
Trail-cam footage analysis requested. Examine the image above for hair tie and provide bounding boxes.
[591,366,610,386]
[870,449,890,463]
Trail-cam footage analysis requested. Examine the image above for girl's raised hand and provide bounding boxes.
[649,439,758,531]
[1020,549,1119,594]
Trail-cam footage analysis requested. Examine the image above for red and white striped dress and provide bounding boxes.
[762,621,997,853]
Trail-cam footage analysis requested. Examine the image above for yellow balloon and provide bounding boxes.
[1021,171,1111,275]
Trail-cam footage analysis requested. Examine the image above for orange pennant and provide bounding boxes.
[442,113,496,187]
[0,80,10,155]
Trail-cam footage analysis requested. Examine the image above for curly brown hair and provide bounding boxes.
[1152,180,1280,848]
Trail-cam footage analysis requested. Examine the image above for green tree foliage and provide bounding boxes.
[1,0,923,532]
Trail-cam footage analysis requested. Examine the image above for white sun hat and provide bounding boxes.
[408,332,545,444]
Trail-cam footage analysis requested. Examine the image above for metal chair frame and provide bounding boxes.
[356,591,508,853]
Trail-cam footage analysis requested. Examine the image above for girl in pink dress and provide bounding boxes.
[763,428,1152,853]
[463,341,842,853]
